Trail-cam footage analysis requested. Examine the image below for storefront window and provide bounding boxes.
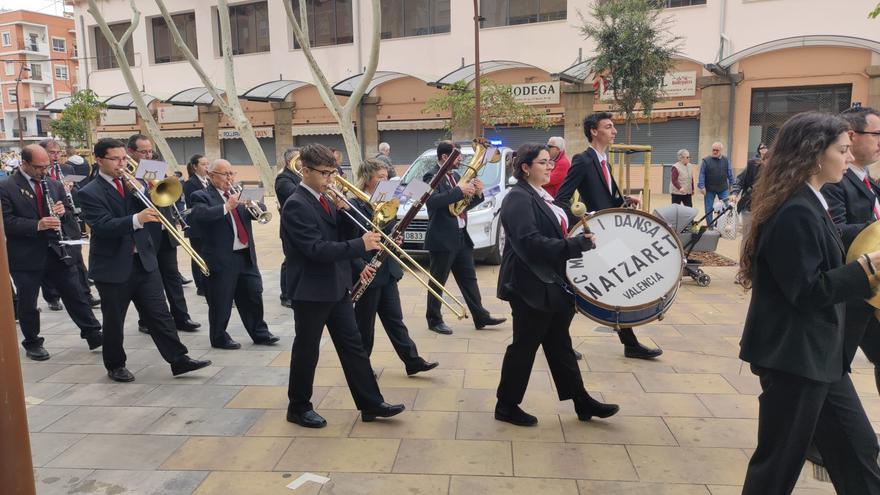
[480,0,566,28]
[381,0,450,39]
[749,84,852,148]
[291,0,353,48]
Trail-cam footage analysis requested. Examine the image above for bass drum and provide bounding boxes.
[566,208,685,328]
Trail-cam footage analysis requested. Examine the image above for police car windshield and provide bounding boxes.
[400,149,502,187]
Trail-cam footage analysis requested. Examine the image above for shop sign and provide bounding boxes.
[158,105,199,123]
[100,109,136,125]
[219,126,274,139]
[600,71,697,101]
[510,81,560,105]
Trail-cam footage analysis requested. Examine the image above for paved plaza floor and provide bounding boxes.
[19,215,853,494]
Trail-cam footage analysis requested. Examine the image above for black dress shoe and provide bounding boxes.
[254,334,280,346]
[624,343,663,360]
[108,367,135,382]
[212,340,241,350]
[573,394,619,421]
[494,402,538,427]
[47,300,63,311]
[573,349,583,361]
[176,319,201,332]
[138,325,150,334]
[475,316,506,330]
[280,298,292,308]
[25,346,50,361]
[406,359,439,376]
[361,402,406,422]
[88,295,101,307]
[287,409,327,428]
[86,333,103,350]
[428,322,453,335]
[171,357,212,376]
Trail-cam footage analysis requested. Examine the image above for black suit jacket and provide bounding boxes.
[822,168,878,249]
[498,181,588,312]
[275,168,301,208]
[188,185,258,270]
[78,175,159,283]
[422,167,484,252]
[182,175,208,240]
[349,197,403,288]
[555,147,625,222]
[0,171,75,271]
[739,185,871,383]
[281,185,367,302]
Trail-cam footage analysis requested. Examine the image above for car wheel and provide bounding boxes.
[482,223,504,265]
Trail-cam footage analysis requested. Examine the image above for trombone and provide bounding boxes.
[230,183,272,224]
[287,154,469,320]
[123,156,210,276]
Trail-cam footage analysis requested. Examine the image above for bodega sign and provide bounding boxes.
[510,81,560,105]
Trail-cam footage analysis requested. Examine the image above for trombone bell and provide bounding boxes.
[149,177,184,207]
[847,220,880,308]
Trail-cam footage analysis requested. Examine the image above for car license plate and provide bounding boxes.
[403,231,424,242]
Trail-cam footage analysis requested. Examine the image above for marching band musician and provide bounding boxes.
[188,159,278,350]
[182,154,209,297]
[739,112,880,494]
[352,159,439,376]
[275,147,301,309]
[494,143,618,426]
[423,141,506,335]
[554,112,662,360]
[76,138,210,382]
[281,143,404,428]
[0,144,103,361]
[127,135,201,335]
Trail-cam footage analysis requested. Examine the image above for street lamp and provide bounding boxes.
[14,63,31,150]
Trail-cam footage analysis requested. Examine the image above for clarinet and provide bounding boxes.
[40,179,72,261]
[53,161,81,217]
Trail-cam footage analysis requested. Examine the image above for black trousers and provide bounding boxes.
[288,294,384,413]
[12,249,101,349]
[497,297,587,405]
[205,249,270,346]
[742,366,880,495]
[354,281,421,367]
[280,259,289,301]
[41,246,89,303]
[189,237,207,293]
[426,237,491,326]
[671,193,693,207]
[94,257,189,371]
[139,237,191,328]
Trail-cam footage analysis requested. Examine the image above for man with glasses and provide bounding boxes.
[127,134,201,336]
[544,136,570,197]
[697,142,734,227]
[78,138,210,381]
[189,158,278,350]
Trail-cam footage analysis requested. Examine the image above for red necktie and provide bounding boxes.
[225,193,249,245]
[113,178,125,198]
[863,176,880,221]
[447,174,466,221]
[319,195,330,214]
[50,166,57,180]
[600,159,611,192]
[31,179,45,217]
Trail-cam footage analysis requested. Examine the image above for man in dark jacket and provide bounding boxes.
[275,147,302,308]
[697,142,734,226]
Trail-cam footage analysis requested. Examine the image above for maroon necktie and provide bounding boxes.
[319,195,330,214]
[225,192,249,245]
[31,179,45,217]
[600,159,611,192]
[113,178,125,198]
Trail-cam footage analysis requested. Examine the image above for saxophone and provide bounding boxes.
[448,138,502,216]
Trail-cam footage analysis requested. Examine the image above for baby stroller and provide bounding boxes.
[652,200,736,287]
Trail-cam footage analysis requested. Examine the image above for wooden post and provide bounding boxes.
[473,0,481,139]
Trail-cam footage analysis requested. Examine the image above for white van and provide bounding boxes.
[395,143,514,265]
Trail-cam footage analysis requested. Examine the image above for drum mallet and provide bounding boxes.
[570,202,596,250]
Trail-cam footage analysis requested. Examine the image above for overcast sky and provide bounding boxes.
[0,0,70,17]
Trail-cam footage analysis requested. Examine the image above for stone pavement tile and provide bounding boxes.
[664,417,758,448]
[276,437,400,473]
[379,368,465,389]
[268,350,291,367]
[47,434,188,470]
[208,366,290,386]
[660,351,744,374]
[64,469,209,495]
[196,349,282,367]
[21,363,70,382]
[310,366,360,386]
[450,475,578,495]
[413,388,496,412]
[321,473,450,495]
[44,405,169,434]
[318,386,419,410]
[621,325,684,339]
[627,445,750,484]
[512,442,637,480]
[44,382,158,406]
[246,409,358,438]
[22,382,73,403]
[635,372,737,394]
[412,337,469,353]
[162,436,292,471]
[578,480,711,494]
[394,439,512,476]
[426,351,504,370]
[46,348,104,365]
[33,467,95,495]
[29,432,85,467]
[675,324,746,338]
[226,385,329,410]
[561,414,677,446]
[456,411,564,442]
[859,397,880,423]
[350,410,458,440]
[721,373,761,395]
[852,372,879,396]
[466,338,509,353]
[581,371,645,393]
[602,391,712,417]
[465,369,551,390]
[580,353,677,374]
[134,384,243,408]
[131,363,222,385]
[144,407,264,436]
[26,404,78,432]
[697,394,759,419]
[194,471,323,495]
[42,364,146,383]
[650,335,741,356]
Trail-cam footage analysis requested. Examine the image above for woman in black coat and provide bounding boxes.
[738,112,880,494]
[731,143,767,237]
[494,143,618,427]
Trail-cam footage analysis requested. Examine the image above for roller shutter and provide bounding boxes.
[378,129,449,165]
[222,138,277,167]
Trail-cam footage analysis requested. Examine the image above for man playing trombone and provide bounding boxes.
[188,158,278,350]
[0,144,103,361]
[78,138,210,382]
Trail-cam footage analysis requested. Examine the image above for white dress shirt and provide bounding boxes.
[220,187,249,251]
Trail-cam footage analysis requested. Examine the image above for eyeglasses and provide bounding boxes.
[855,130,880,137]
[99,156,126,163]
[134,149,153,156]
[306,166,338,178]
[209,171,237,178]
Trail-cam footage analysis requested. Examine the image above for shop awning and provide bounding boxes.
[431,60,543,88]
[332,71,423,97]
[163,129,203,138]
[292,123,342,136]
[103,92,157,110]
[610,107,700,120]
[95,130,135,139]
[165,87,220,106]
[40,96,73,113]
[377,119,447,131]
[718,35,880,69]
[240,80,311,102]
[553,61,592,84]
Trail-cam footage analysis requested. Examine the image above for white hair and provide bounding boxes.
[378,142,390,154]
[712,141,724,149]
[208,158,230,172]
[548,136,565,151]
[677,149,689,160]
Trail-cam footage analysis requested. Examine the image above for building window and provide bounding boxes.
[51,37,66,52]
[93,22,134,70]
[7,88,16,103]
[73,42,78,57]
[152,12,198,63]
[219,1,271,55]
[29,63,42,81]
[480,0,566,28]
[54,65,69,80]
[291,0,353,48]
[4,62,13,76]
[662,0,706,7]
[749,84,852,148]
[381,0,450,39]
[1,32,9,46]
